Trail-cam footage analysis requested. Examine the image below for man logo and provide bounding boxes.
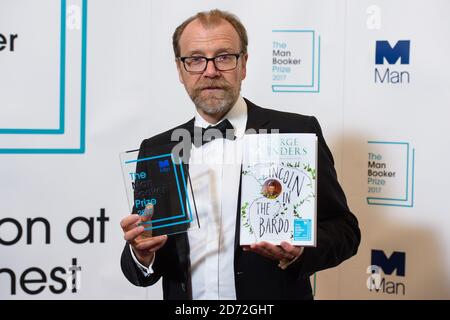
[375,40,410,65]
[374,40,411,84]
[371,249,406,276]
[367,249,406,295]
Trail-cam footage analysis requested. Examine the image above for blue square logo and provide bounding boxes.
[294,219,311,241]
[159,159,170,173]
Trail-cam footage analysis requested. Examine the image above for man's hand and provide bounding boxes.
[120,212,167,267]
[242,241,304,267]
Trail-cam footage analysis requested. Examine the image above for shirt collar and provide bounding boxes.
[194,95,248,139]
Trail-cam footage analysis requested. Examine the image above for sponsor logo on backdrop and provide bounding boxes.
[367,249,406,295]
[374,40,411,84]
[0,0,87,154]
[271,29,321,93]
[367,141,415,207]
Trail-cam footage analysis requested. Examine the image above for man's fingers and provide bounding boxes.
[120,214,140,231]
[124,225,144,242]
[246,242,297,261]
[246,243,275,260]
[147,239,167,253]
[135,235,168,251]
[243,241,301,261]
[280,241,303,258]
[250,244,278,261]
[259,241,288,259]
[257,242,293,260]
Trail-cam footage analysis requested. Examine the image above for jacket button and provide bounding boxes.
[181,282,186,292]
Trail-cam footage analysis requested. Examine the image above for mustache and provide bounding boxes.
[195,80,231,90]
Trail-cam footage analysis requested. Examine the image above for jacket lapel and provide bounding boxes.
[243,98,271,131]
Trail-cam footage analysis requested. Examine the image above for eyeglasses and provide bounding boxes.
[178,52,243,73]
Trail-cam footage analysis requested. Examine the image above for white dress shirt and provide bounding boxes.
[131,96,247,300]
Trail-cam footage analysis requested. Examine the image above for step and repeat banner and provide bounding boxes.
[1,0,449,299]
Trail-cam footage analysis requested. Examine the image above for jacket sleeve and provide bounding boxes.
[288,116,361,278]
[120,242,163,287]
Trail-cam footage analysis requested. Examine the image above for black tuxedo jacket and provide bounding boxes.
[121,98,361,300]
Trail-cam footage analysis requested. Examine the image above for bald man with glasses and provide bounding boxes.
[120,9,360,300]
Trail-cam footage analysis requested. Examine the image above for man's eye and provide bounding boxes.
[216,55,232,62]
[187,57,205,65]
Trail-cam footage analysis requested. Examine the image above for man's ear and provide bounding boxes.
[175,59,185,84]
[241,53,248,81]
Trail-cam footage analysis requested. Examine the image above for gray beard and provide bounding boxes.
[190,83,241,116]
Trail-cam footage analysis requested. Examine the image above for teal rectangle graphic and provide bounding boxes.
[294,219,311,241]
[366,141,415,207]
[0,0,67,135]
[271,30,321,93]
[0,0,87,154]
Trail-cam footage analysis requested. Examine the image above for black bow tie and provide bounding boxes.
[192,119,236,147]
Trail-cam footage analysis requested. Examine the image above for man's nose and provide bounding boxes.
[203,59,220,77]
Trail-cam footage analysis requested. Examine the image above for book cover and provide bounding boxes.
[240,133,317,246]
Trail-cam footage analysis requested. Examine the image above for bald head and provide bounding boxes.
[172,9,248,57]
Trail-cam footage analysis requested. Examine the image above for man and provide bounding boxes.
[120,9,360,300]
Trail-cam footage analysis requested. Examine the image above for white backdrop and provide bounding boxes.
[1,0,450,299]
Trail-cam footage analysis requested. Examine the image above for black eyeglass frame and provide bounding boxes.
[178,52,244,73]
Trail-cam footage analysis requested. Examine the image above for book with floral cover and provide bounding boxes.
[240,134,317,246]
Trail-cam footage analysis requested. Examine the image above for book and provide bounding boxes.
[240,133,317,246]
